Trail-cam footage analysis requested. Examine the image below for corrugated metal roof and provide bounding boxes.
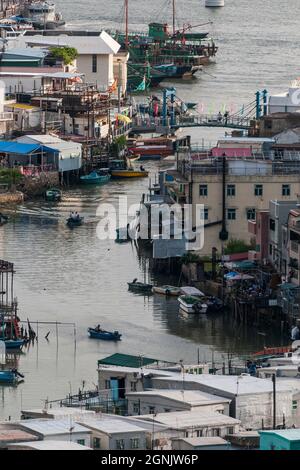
[10,440,91,450]
[98,353,160,368]
[82,418,147,435]
[260,429,300,441]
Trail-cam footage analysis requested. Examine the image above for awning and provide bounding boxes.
[0,141,57,155]
[98,353,161,368]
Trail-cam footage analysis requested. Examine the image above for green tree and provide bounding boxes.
[224,238,252,255]
[50,46,78,65]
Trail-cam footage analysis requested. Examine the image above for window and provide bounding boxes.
[92,54,97,73]
[269,218,275,231]
[130,381,137,392]
[196,430,203,437]
[269,244,273,256]
[282,184,291,197]
[213,428,220,437]
[149,406,156,414]
[203,208,209,221]
[164,409,171,413]
[247,208,256,220]
[133,402,140,414]
[227,427,234,435]
[116,439,125,450]
[93,437,101,449]
[131,438,140,449]
[199,184,208,197]
[77,439,85,446]
[255,184,263,197]
[227,209,236,221]
[105,380,110,390]
[227,184,236,197]
[293,400,298,410]
[185,432,189,438]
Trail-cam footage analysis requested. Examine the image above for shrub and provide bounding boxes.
[50,46,78,65]
[0,168,22,185]
[224,238,252,255]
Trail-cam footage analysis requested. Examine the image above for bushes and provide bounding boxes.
[0,168,22,185]
[180,252,201,265]
[224,238,252,255]
[50,46,78,65]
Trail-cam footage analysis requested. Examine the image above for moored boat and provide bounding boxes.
[128,280,153,293]
[45,188,62,202]
[80,170,111,185]
[4,339,25,350]
[153,285,181,296]
[178,295,208,314]
[0,369,24,384]
[111,169,149,178]
[88,328,122,341]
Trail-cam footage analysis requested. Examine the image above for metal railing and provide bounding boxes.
[0,112,13,121]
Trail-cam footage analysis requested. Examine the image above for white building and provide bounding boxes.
[81,418,147,451]
[172,436,231,451]
[126,389,231,416]
[268,81,300,114]
[134,410,241,439]
[151,374,294,430]
[9,419,92,447]
[22,31,122,91]
[16,134,82,172]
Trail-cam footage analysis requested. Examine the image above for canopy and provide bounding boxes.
[0,141,57,155]
[180,286,205,296]
[116,114,132,124]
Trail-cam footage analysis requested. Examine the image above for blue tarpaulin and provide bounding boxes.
[0,142,57,155]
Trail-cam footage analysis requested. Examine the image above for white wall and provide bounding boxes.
[42,431,91,447]
[77,54,113,90]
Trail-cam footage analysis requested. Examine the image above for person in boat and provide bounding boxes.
[217,111,222,123]
[95,324,102,332]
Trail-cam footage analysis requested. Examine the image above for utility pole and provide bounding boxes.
[172,0,176,36]
[272,374,276,429]
[125,0,129,51]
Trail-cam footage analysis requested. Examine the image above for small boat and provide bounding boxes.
[111,169,149,179]
[4,339,25,351]
[152,285,181,296]
[0,213,9,226]
[45,188,62,202]
[178,296,208,314]
[88,328,122,341]
[128,279,153,293]
[80,170,111,185]
[138,155,162,161]
[0,369,24,384]
[67,216,84,228]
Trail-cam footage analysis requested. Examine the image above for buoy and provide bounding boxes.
[205,0,225,7]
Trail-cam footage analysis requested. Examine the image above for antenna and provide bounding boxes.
[125,0,129,50]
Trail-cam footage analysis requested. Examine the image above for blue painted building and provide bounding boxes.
[260,429,300,450]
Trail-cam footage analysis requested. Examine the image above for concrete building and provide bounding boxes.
[287,209,300,285]
[151,374,294,430]
[171,436,231,451]
[259,113,300,138]
[9,419,92,447]
[80,418,147,451]
[134,410,241,439]
[126,389,231,416]
[166,148,300,255]
[260,429,300,450]
[22,31,122,91]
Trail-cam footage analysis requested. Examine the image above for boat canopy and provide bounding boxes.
[180,286,205,297]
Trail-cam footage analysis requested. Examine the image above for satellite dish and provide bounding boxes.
[0,341,6,365]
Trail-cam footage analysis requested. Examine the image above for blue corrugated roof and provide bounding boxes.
[0,142,56,155]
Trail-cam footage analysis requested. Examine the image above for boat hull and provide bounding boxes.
[178,297,208,314]
[88,329,122,341]
[4,339,25,350]
[0,370,19,384]
[153,286,181,296]
[80,173,111,185]
[67,217,84,228]
[111,170,149,178]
